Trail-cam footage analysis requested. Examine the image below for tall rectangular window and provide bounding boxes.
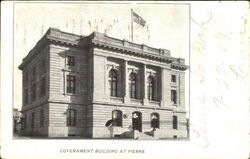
[66,75,76,94]
[171,75,177,83]
[32,67,36,81]
[24,88,28,104]
[31,113,35,129]
[23,72,28,85]
[109,69,118,97]
[147,76,154,100]
[67,109,76,126]
[40,59,46,74]
[112,110,122,126]
[173,115,178,129]
[40,110,44,127]
[129,73,137,99]
[171,90,177,104]
[66,56,75,66]
[40,76,46,97]
[21,115,26,130]
[31,83,36,101]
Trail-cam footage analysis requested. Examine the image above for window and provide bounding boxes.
[40,76,46,97]
[31,83,36,101]
[171,90,177,104]
[21,115,26,130]
[147,76,154,100]
[24,88,28,104]
[171,75,177,83]
[112,110,122,126]
[129,73,137,99]
[109,69,118,97]
[32,67,36,81]
[66,75,76,94]
[151,113,159,129]
[66,56,75,66]
[40,110,44,127]
[67,109,76,126]
[23,72,28,84]
[31,113,35,129]
[40,59,46,74]
[173,115,178,129]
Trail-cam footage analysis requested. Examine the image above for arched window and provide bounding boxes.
[151,113,159,129]
[147,76,154,100]
[173,115,178,129]
[109,69,118,97]
[129,73,137,99]
[112,110,122,126]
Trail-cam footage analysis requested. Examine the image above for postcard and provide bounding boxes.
[1,1,249,159]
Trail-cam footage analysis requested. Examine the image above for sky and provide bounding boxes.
[13,2,189,110]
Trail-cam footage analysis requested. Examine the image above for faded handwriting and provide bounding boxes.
[197,95,206,103]
[191,71,205,83]
[216,65,230,76]
[215,64,248,82]
[191,123,209,148]
[229,65,248,81]
[213,96,230,109]
[190,11,244,148]
[191,11,212,28]
[216,78,229,90]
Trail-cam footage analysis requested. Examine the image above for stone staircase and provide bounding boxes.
[133,130,158,140]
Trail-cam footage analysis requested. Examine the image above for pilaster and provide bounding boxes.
[123,60,129,103]
[142,64,148,105]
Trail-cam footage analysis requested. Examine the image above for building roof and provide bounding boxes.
[18,28,188,70]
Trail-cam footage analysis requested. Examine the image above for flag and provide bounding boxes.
[132,11,146,27]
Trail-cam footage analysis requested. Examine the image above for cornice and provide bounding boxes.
[18,28,189,71]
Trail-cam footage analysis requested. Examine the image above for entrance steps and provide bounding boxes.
[133,130,158,140]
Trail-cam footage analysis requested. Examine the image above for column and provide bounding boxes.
[123,60,129,103]
[160,67,164,107]
[142,64,148,105]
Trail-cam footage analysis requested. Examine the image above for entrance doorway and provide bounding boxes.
[132,111,142,132]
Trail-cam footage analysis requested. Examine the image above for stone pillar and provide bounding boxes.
[160,67,164,107]
[123,60,129,103]
[142,64,148,105]
[160,67,171,107]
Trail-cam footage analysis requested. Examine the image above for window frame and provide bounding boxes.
[31,113,35,129]
[40,109,44,127]
[112,110,122,127]
[66,56,75,67]
[171,74,177,83]
[31,67,36,81]
[67,109,76,126]
[21,115,26,130]
[24,88,28,104]
[173,115,178,129]
[108,69,118,97]
[31,83,36,102]
[151,113,160,129]
[66,75,76,94]
[129,73,137,99]
[23,72,28,85]
[39,76,46,97]
[171,89,177,104]
[40,59,46,74]
[147,76,155,101]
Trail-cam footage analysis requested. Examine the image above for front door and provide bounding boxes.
[132,111,142,132]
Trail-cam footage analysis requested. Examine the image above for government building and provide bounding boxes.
[18,28,189,139]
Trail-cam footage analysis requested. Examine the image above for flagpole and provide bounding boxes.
[131,9,133,42]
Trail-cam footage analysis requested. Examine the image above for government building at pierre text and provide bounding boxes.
[18,28,189,139]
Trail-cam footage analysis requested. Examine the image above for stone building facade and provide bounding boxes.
[18,28,188,139]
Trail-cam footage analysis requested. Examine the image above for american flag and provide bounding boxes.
[132,11,146,27]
